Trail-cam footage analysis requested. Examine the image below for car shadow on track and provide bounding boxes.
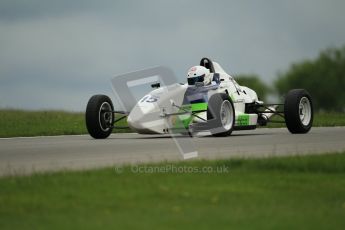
[107,132,269,140]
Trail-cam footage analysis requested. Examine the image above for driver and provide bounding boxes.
[187,66,212,86]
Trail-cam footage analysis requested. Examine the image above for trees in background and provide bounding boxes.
[232,46,344,112]
[235,74,271,101]
[275,46,345,112]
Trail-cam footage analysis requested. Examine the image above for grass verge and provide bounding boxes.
[266,111,345,128]
[1,153,345,229]
[0,109,129,137]
[0,109,344,137]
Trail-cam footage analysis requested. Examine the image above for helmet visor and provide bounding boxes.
[188,74,205,85]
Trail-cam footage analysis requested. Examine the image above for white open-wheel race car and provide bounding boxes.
[85,58,313,139]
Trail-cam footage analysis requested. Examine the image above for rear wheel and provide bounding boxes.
[207,93,235,137]
[284,89,313,134]
[85,95,114,139]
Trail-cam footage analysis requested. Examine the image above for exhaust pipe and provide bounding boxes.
[258,105,278,126]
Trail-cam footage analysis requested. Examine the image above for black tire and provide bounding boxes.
[85,95,114,139]
[207,93,235,137]
[284,89,313,134]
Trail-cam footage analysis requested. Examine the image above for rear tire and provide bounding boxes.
[284,89,313,134]
[207,93,235,137]
[85,95,114,139]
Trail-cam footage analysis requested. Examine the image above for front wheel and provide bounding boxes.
[284,89,313,134]
[85,95,114,139]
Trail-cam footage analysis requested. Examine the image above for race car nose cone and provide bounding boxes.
[127,105,165,134]
[127,108,142,130]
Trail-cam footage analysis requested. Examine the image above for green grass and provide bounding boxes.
[0,109,129,137]
[1,153,345,229]
[0,109,344,137]
[266,111,345,128]
[313,112,345,126]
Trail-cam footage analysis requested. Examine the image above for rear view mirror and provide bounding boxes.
[151,82,160,88]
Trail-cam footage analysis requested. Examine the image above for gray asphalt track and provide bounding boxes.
[1,127,345,176]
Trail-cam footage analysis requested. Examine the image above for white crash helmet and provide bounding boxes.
[187,66,211,86]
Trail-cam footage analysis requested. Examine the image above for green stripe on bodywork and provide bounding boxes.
[171,114,192,130]
[173,103,207,129]
[191,102,207,111]
[181,115,193,128]
[236,114,250,126]
[181,102,207,112]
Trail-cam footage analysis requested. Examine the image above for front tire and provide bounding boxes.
[85,95,114,139]
[284,89,313,134]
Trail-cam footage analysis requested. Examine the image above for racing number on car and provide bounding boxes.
[140,95,158,103]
